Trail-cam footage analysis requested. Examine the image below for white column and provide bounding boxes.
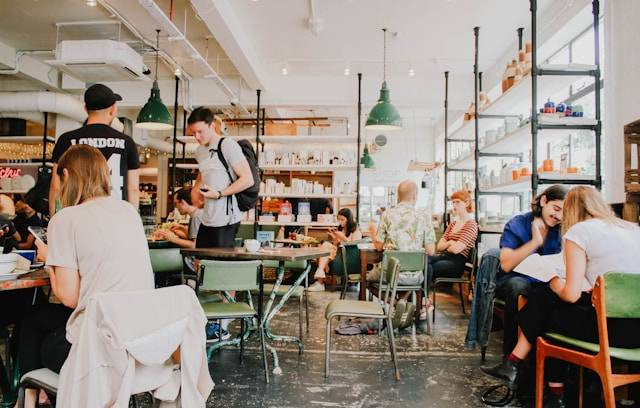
[604,0,640,203]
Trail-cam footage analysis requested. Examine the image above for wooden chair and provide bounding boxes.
[431,246,478,323]
[535,272,640,408]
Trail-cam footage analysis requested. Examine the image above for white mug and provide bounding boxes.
[244,239,261,252]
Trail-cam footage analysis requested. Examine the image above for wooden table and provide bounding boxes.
[0,269,49,407]
[181,246,330,374]
[0,269,49,292]
[357,243,384,301]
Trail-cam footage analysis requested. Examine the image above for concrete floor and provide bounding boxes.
[203,286,509,408]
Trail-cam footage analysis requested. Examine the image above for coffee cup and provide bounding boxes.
[244,239,261,253]
[13,249,36,264]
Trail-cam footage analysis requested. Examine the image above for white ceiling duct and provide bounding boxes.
[0,92,87,123]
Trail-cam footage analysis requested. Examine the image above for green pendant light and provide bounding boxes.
[136,30,173,130]
[360,145,375,168]
[366,28,402,131]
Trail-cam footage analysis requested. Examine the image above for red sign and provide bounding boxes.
[0,168,21,179]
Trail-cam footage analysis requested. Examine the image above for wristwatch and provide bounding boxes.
[217,190,224,199]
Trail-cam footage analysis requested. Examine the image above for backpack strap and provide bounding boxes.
[214,138,234,218]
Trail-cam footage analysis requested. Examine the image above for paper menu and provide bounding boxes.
[513,253,591,291]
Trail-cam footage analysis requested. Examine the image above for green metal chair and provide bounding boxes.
[536,272,640,408]
[149,248,184,288]
[431,246,478,323]
[368,250,428,333]
[198,260,270,383]
[324,256,401,380]
[251,260,310,338]
[336,241,369,300]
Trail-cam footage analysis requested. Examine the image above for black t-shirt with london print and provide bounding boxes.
[52,124,140,201]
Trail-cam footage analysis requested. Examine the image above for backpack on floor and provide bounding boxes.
[216,137,260,212]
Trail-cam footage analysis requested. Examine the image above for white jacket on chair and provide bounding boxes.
[57,285,214,408]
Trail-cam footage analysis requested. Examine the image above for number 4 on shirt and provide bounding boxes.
[107,153,123,200]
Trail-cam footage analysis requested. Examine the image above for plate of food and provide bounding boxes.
[0,269,30,281]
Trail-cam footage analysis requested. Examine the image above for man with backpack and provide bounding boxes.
[188,107,257,248]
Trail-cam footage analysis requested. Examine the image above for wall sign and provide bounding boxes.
[0,168,21,179]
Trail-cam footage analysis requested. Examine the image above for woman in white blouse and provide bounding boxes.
[481,186,640,407]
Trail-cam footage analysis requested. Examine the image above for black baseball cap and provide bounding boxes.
[84,84,122,111]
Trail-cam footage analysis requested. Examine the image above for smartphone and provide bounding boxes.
[28,226,47,245]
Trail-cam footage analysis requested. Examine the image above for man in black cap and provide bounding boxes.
[49,84,140,215]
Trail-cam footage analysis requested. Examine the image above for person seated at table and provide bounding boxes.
[367,180,436,331]
[308,208,362,292]
[495,185,567,357]
[155,188,203,249]
[428,189,478,287]
[13,196,43,250]
[17,145,154,408]
[482,186,640,408]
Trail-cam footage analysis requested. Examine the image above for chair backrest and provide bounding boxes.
[600,272,640,318]
[382,256,401,306]
[340,242,363,276]
[199,260,261,292]
[149,248,183,274]
[383,250,425,272]
[465,246,478,276]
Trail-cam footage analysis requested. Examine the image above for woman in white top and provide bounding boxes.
[18,145,154,408]
[482,186,640,406]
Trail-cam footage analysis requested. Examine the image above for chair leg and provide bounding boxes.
[599,371,617,408]
[459,282,466,314]
[240,318,244,364]
[386,316,400,381]
[259,322,270,384]
[578,366,584,408]
[431,283,437,323]
[304,290,310,335]
[324,317,332,378]
[535,346,545,408]
[298,296,303,340]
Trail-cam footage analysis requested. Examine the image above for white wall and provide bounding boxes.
[604,0,640,203]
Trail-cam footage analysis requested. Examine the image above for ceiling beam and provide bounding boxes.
[190,0,268,92]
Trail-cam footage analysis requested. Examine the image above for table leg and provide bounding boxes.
[261,262,311,374]
[359,252,368,301]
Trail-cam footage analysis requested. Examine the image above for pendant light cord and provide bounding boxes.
[154,29,160,81]
[382,28,387,82]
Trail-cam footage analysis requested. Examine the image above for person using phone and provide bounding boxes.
[308,208,362,292]
[14,197,43,250]
[188,107,253,249]
[19,145,153,408]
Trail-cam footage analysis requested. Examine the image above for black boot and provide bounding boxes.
[480,358,520,389]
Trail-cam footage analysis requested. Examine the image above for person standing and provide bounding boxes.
[188,107,254,248]
[49,84,140,215]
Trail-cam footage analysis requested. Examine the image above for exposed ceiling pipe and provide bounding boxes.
[0,92,86,123]
[136,0,250,115]
[0,51,27,75]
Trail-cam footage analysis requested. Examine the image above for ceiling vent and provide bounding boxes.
[47,40,149,82]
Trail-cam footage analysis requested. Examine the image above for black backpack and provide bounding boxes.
[216,137,260,212]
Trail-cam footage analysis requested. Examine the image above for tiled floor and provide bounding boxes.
[204,286,508,408]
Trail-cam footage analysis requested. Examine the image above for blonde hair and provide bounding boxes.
[451,189,474,213]
[57,144,111,208]
[562,186,624,235]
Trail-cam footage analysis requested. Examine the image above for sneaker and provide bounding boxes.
[392,300,406,329]
[480,358,520,389]
[206,322,231,341]
[307,281,325,292]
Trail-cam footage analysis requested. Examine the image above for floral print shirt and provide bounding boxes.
[376,202,435,251]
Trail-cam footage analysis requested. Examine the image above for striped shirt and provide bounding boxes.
[443,219,478,259]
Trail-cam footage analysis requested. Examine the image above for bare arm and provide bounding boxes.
[425,243,435,257]
[550,239,587,303]
[224,160,253,195]
[499,241,540,273]
[127,169,140,209]
[49,164,60,217]
[192,173,205,205]
[437,237,451,253]
[155,230,195,249]
[18,234,36,250]
[447,241,467,254]
[35,240,80,308]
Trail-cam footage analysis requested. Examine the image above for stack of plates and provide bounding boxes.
[0,253,26,281]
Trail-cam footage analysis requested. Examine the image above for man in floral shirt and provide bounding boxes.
[368,180,435,332]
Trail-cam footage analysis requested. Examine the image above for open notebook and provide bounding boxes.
[514,253,592,291]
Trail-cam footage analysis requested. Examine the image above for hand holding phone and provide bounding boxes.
[28,226,47,245]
